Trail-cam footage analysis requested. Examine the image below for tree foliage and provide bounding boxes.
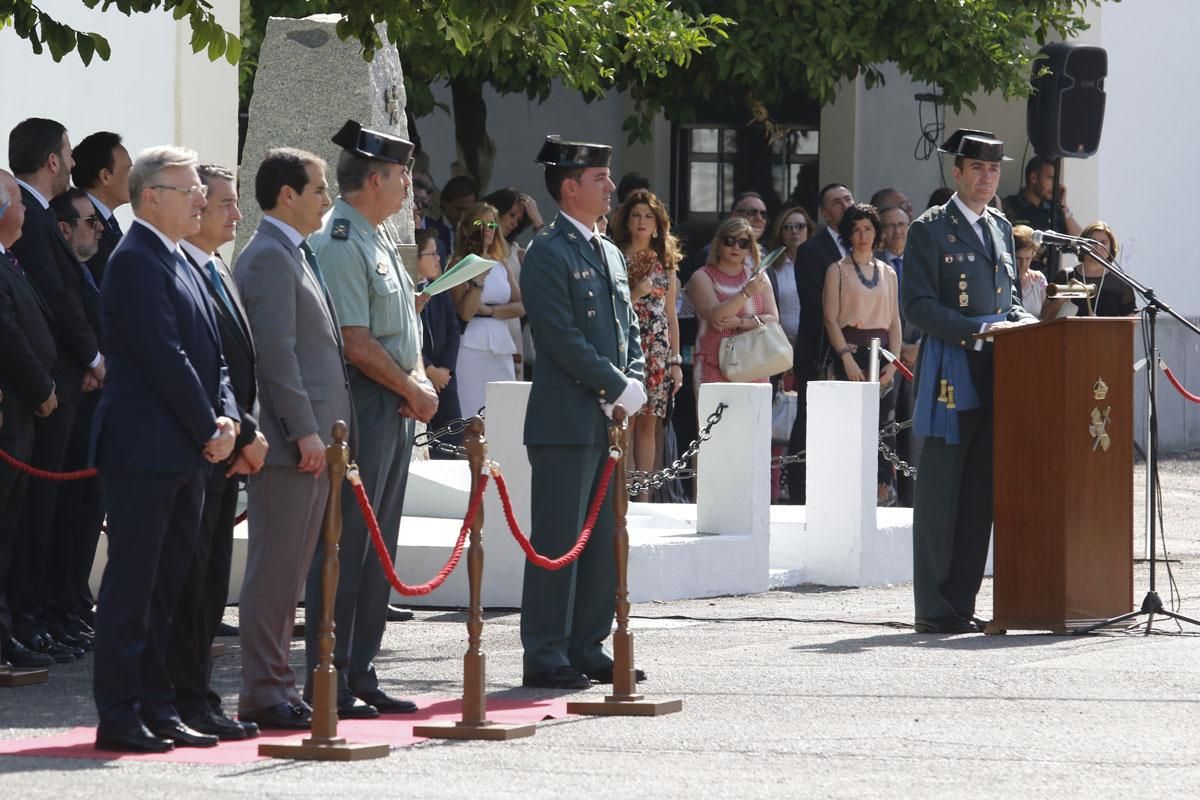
[0,0,239,65]
[5,0,1106,139]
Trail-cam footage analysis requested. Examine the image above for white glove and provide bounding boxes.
[600,379,647,419]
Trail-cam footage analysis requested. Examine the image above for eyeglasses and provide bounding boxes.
[722,235,752,250]
[472,219,500,230]
[780,222,807,232]
[418,250,440,260]
[151,184,208,198]
[734,208,767,219]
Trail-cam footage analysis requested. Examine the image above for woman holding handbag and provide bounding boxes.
[822,202,903,505]
[686,217,781,389]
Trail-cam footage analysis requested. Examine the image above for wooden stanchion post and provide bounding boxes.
[567,416,682,717]
[415,417,535,741]
[0,661,49,688]
[260,421,390,761]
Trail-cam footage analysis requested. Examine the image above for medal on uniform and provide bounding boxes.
[944,255,953,264]
[967,253,976,262]
[376,262,389,275]
[959,292,970,307]
[956,253,964,262]
[947,233,957,244]
[958,280,968,290]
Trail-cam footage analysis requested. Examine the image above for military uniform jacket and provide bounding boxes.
[309,198,421,374]
[901,198,1033,355]
[520,211,644,446]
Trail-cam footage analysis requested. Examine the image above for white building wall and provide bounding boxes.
[0,0,240,232]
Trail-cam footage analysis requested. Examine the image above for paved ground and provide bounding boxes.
[2,456,1199,799]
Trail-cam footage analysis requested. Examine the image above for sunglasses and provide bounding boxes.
[780,222,807,232]
[472,219,500,230]
[735,208,768,219]
[722,236,752,250]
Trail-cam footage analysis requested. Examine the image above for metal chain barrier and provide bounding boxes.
[414,416,472,459]
[626,402,728,496]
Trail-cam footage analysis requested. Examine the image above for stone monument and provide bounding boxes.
[237,14,416,276]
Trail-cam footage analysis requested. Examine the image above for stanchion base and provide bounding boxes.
[413,720,536,741]
[211,642,225,658]
[258,737,390,761]
[567,696,683,717]
[0,667,50,687]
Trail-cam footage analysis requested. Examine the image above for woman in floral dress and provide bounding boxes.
[610,190,682,500]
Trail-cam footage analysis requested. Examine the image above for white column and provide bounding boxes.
[801,380,877,585]
[695,382,773,581]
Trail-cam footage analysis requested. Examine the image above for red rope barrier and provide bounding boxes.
[1163,364,1200,405]
[352,467,485,596]
[0,448,98,480]
[491,454,618,571]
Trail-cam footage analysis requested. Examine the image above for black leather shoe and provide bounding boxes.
[42,639,82,663]
[149,721,218,748]
[95,724,174,754]
[386,605,415,622]
[239,702,311,730]
[215,621,238,637]
[2,637,54,668]
[587,666,647,685]
[337,697,380,719]
[522,666,591,690]
[186,710,255,741]
[913,615,977,634]
[355,691,417,714]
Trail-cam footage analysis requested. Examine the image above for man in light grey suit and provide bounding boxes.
[233,148,352,730]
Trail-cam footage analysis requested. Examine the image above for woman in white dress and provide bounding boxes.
[450,201,525,417]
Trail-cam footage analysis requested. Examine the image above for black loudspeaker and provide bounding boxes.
[1027,42,1107,158]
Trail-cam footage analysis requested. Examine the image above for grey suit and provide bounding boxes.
[233,219,353,714]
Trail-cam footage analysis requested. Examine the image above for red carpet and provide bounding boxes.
[0,697,569,764]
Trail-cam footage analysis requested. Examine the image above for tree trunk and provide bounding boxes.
[450,78,496,191]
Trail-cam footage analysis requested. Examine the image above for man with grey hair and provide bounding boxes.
[303,121,435,717]
[167,162,265,741]
[91,145,239,753]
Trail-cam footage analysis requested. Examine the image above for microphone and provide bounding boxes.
[1031,229,1091,252]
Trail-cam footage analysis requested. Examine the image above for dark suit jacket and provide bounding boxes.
[0,249,58,439]
[793,227,842,378]
[86,210,123,286]
[91,222,238,473]
[420,288,460,399]
[9,186,101,405]
[183,249,259,452]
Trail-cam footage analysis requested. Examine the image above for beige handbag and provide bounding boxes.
[719,316,794,382]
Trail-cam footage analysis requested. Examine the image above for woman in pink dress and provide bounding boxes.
[686,217,779,389]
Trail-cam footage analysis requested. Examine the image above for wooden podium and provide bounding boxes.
[987,317,1136,633]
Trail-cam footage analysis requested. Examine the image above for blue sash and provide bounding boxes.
[914,314,1005,444]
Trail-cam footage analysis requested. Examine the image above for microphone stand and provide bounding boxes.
[1065,240,1200,634]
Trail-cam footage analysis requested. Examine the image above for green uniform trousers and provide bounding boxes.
[520,443,616,675]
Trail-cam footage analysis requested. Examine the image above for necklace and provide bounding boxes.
[851,254,879,288]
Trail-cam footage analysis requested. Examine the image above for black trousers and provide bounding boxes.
[93,467,206,731]
[0,427,34,642]
[165,468,239,719]
[9,402,76,639]
[47,390,105,624]
[785,375,810,504]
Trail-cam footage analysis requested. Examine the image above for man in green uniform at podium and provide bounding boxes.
[519,136,645,689]
[902,129,1036,634]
